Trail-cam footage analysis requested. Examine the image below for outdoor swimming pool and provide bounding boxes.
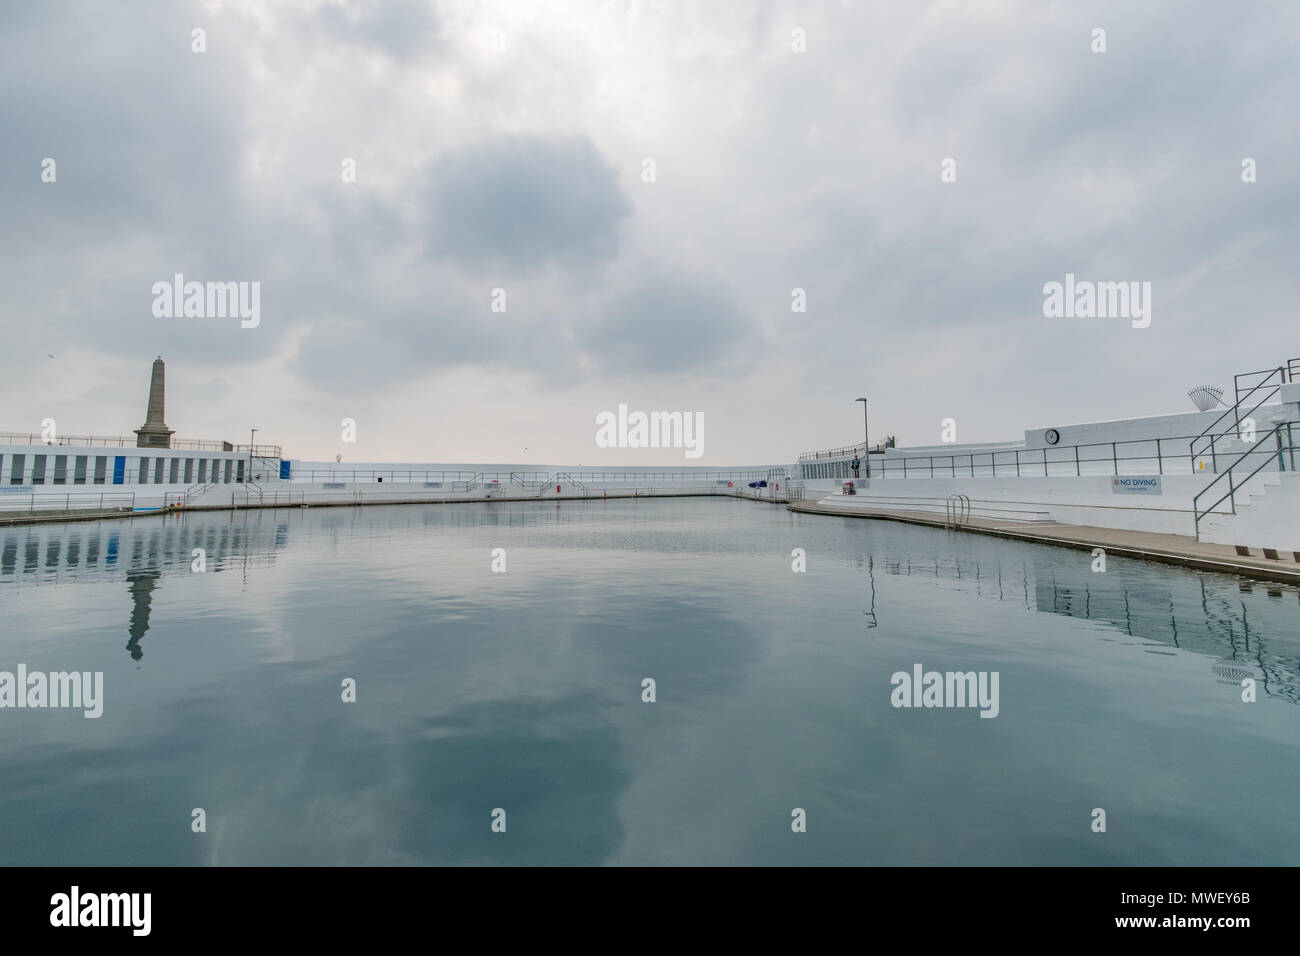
[1,498,1297,865]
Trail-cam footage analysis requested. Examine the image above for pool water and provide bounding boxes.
[1,497,1297,865]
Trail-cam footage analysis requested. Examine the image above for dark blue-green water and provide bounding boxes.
[1,498,1298,865]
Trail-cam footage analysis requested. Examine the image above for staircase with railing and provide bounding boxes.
[549,473,588,495]
[1193,419,1299,541]
[247,453,281,485]
[510,472,550,492]
[174,480,220,507]
[1187,358,1299,542]
[234,451,285,504]
[1190,359,1299,473]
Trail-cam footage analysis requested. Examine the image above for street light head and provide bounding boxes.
[856,397,868,403]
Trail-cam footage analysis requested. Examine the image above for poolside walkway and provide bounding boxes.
[788,498,1300,585]
[0,507,137,527]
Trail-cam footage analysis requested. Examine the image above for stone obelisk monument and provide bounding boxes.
[134,356,175,448]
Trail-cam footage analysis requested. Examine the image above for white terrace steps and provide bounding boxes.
[1198,472,1300,554]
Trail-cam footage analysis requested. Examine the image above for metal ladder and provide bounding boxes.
[945,494,971,529]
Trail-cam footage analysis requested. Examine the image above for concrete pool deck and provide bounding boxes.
[9,489,1295,585]
[789,497,1300,585]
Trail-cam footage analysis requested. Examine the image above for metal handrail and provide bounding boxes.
[1193,421,1298,540]
[553,470,771,482]
[183,480,220,505]
[798,442,893,460]
[885,437,1183,478]
[0,469,235,487]
[945,493,971,529]
[510,472,550,488]
[1190,363,1292,469]
[800,442,864,460]
[285,468,777,484]
[834,493,1051,521]
[0,432,281,455]
[799,423,1300,480]
[291,470,479,484]
[0,492,136,513]
[1234,362,1297,406]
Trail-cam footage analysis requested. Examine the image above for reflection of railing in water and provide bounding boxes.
[862,554,878,629]
[869,545,1300,703]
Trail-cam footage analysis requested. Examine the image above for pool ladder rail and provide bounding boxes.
[945,494,971,529]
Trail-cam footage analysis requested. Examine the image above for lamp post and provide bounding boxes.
[855,397,869,478]
[249,428,258,482]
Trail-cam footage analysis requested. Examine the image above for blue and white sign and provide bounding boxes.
[1111,475,1163,495]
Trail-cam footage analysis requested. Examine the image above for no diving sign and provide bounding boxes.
[1112,475,1163,495]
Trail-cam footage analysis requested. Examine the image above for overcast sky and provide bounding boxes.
[2,0,1297,466]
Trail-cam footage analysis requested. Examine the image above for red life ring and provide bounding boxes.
[727,481,733,487]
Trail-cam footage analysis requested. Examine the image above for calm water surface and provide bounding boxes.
[1,498,1298,865]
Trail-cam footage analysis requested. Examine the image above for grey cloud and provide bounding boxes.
[312,0,443,62]
[426,135,631,275]
[586,273,753,377]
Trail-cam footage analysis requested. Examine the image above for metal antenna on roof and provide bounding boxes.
[1187,385,1227,412]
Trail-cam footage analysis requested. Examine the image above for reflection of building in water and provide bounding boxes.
[126,570,160,661]
[0,514,290,663]
[0,514,288,584]
[877,549,1300,704]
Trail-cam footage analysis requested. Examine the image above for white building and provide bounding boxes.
[796,359,1300,551]
[0,434,285,511]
